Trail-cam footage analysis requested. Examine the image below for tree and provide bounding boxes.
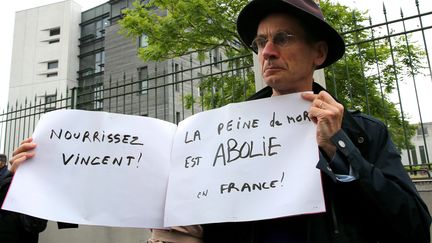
[120,0,249,60]
[119,0,424,151]
[319,0,422,152]
[120,0,255,108]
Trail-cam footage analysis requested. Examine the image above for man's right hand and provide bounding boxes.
[9,137,37,174]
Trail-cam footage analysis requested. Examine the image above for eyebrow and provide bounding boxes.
[256,29,295,37]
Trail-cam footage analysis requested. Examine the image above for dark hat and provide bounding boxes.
[237,0,345,69]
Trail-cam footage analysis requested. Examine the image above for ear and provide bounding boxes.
[313,41,328,67]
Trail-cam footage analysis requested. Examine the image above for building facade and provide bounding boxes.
[77,0,210,123]
[401,122,432,166]
[8,0,81,105]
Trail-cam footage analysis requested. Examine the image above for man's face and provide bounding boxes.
[256,13,327,95]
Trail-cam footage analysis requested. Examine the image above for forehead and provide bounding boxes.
[257,13,305,35]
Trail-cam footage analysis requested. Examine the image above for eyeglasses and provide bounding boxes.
[251,31,296,52]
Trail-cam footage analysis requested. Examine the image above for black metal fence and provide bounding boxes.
[1,1,432,171]
[0,53,254,159]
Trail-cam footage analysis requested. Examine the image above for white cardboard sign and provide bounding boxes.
[3,93,324,228]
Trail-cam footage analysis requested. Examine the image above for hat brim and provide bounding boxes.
[237,0,345,69]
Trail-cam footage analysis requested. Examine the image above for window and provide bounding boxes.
[96,20,103,38]
[48,61,58,69]
[212,47,220,68]
[176,112,181,125]
[50,27,60,36]
[95,51,105,73]
[44,94,56,112]
[93,85,103,110]
[410,148,418,165]
[174,63,180,92]
[139,0,157,10]
[95,17,109,38]
[419,146,427,164]
[138,66,149,94]
[47,72,58,77]
[49,39,59,44]
[139,34,148,48]
[197,72,203,97]
[417,126,429,136]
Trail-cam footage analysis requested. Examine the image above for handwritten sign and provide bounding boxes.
[3,92,324,228]
[165,93,324,226]
[3,110,177,228]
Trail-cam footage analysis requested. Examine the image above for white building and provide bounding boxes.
[8,0,81,105]
[401,122,432,165]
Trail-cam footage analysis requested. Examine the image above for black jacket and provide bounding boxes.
[202,83,431,243]
[0,172,47,243]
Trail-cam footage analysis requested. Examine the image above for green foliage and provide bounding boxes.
[184,65,256,109]
[119,0,255,110]
[119,0,250,61]
[320,0,422,150]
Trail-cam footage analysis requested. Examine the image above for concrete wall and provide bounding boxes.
[415,180,432,239]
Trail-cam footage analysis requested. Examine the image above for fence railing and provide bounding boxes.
[0,53,254,159]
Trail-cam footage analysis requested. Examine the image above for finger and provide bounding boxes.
[12,142,37,157]
[9,152,35,174]
[316,91,339,106]
[303,92,336,111]
[20,137,33,145]
[301,92,317,102]
[10,150,36,165]
[315,92,344,113]
[302,93,328,113]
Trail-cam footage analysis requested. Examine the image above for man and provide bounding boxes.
[147,0,431,242]
[10,0,432,242]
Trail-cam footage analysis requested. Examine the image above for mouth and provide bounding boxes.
[263,60,284,71]
[263,65,284,74]
[265,66,283,70]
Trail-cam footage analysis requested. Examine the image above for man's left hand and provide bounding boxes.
[301,91,344,158]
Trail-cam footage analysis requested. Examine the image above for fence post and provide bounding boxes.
[71,87,78,109]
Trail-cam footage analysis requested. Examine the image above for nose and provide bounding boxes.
[261,41,280,60]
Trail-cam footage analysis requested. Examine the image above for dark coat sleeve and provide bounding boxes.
[326,114,431,242]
